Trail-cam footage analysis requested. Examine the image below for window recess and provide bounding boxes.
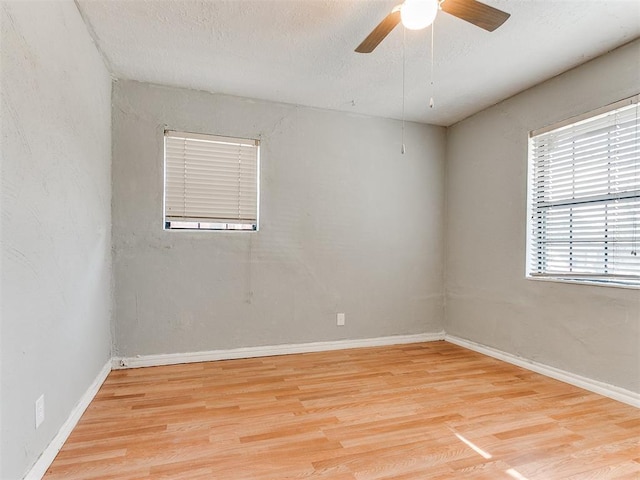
[164,131,259,231]
[527,95,639,287]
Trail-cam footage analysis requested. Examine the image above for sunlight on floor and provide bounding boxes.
[506,468,530,480]
[450,431,531,479]
[453,432,493,459]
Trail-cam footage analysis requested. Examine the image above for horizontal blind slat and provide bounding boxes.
[164,132,259,225]
[528,101,640,281]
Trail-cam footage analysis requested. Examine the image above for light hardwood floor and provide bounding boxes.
[44,342,639,479]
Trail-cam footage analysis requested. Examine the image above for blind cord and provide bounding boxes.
[237,144,242,221]
[633,103,638,256]
[182,138,187,218]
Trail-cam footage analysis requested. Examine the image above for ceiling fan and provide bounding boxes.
[355,0,510,53]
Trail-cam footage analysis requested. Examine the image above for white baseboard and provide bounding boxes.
[23,360,111,480]
[112,332,446,370]
[445,335,640,408]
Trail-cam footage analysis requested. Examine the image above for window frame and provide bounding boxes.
[163,130,260,232]
[525,95,640,289]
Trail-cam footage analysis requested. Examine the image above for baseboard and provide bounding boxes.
[23,360,111,480]
[445,335,640,408]
[112,332,446,369]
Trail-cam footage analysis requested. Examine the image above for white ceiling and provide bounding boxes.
[76,0,640,126]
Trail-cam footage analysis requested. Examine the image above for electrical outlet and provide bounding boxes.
[337,313,345,326]
[35,394,45,429]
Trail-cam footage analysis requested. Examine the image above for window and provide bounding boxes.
[527,96,639,287]
[164,131,259,231]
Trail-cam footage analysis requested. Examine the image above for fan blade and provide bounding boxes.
[355,9,401,53]
[440,0,510,32]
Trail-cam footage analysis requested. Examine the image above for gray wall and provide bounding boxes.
[445,40,640,393]
[112,80,445,357]
[0,2,113,478]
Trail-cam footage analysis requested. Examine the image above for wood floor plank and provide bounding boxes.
[43,342,639,479]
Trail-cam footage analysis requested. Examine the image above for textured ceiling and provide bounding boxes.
[76,0,640,126]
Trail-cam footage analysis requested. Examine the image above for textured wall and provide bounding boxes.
[112,79,445,357]
[0,2,112,478]
[445,40,640,393]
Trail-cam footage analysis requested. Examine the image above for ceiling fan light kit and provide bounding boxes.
[355,0,510,53]
[401,0,439,30]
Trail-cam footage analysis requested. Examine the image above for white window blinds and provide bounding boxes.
[164,131,259,230]
[527,97,639,286]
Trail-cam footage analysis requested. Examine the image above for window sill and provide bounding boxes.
[526,275,640,290]
[164,220,258,231]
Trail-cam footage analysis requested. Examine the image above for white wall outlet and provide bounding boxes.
[35,394,45,429]
[337,312,345,326]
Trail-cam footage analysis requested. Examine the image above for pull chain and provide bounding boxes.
[401,26,406,154]
[429,20,435,109]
